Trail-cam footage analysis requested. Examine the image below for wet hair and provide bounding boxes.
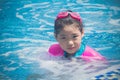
[54,10,84,36]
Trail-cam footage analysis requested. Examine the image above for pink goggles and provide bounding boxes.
[56,11,82,22]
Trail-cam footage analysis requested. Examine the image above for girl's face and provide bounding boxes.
[55,24,84,54]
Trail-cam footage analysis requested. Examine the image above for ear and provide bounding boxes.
[81,29,84,38]
[54,33,58,40]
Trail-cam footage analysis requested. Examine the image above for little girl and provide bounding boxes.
[48,10,105,61]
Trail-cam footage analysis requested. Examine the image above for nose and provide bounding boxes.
[67,40,74,46]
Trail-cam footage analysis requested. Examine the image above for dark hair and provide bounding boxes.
[54,10,84,36]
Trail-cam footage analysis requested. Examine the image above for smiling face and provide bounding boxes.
[55,24,84,54]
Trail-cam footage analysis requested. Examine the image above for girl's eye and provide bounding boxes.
[73,35,78,38]
[61,37,66,39]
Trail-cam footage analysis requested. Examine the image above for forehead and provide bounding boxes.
[58,24,81,35]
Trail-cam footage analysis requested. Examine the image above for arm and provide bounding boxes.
[81,46,106,60]
[48,44,64,56]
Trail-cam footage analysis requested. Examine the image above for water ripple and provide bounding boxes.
[0,0,120,80]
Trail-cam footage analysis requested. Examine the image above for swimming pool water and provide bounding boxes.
[0,0,120,80]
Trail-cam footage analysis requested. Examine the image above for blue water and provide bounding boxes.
[0,0,120,80]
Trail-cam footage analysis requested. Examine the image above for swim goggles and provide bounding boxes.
[56,11,82,22]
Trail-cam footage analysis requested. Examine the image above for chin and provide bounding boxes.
[67,51,76,54]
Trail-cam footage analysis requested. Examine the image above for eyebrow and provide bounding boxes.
[59,33,79,36]
[59,34,66,36]
[72,33,78,35]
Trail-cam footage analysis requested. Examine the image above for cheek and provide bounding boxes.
[57,39,63,43]
[58,40,66,46]
[76,41,80,47]
[59,41,66,46]
[58,42,66,51]
[57,39,65,45]
[75,38,82,45]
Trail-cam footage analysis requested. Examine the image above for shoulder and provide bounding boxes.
[81,45,106,60]
[48,43,64,56]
